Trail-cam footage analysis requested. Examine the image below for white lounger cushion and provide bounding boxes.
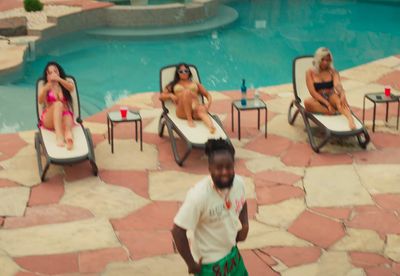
[165,101,227,144]
[41,125,89,160]
[299,103,363,132]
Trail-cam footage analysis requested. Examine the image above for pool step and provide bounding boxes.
[86,5,238,39]
[28,23,57,37]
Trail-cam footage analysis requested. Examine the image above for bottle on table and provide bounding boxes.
[241,79,247,106]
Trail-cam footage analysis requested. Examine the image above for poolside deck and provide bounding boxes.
[0,56,399,275]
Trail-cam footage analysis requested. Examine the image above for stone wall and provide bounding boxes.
[0,17,27,37]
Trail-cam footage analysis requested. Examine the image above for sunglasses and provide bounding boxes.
[178,69,190,74]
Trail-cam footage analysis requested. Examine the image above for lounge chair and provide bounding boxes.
[35,76,98,181]
[288,56,370,152]
[158,64,230,166]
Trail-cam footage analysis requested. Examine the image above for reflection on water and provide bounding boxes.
[1,0,400,132]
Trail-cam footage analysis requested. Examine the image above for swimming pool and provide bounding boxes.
[1,0,400,132]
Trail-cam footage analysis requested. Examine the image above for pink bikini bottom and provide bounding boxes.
[39,109,74,130]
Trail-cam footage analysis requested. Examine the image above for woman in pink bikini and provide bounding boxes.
[38,62,75,150]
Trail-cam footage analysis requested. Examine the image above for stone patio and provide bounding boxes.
[0,55,399,275]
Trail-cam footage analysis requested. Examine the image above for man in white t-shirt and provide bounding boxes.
[172,139,249,276]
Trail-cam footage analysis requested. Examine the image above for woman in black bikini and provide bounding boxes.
[304,47,356,130]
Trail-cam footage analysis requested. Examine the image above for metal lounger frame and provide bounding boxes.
[35,76,98,181]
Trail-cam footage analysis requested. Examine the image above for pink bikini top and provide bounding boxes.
[46,90,66,103]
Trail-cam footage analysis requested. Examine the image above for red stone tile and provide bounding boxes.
[246,198,258,220]
[309,153,353,167]
[261,246,321,267]
[288,211,345,248]
[0,217,4,227]
[370,133,400,149]
[281,143,313,167]
[15,272,38,276]
[99,170,149,199]
[365,265,393,276]
[111,201,179,231]
[0,1,22,11]
[91,133,106,147]
[209,99,235,115]
[240,250,279,276]
[310,207,352,220]
[245,134,292,157]
[376,70,400,91]
[28,175,65,206]
[64,162,97,182]
[347,208,400,236]
[117,230,174,260]
[254,170,302,186]
[15,253,79,275]
[353,148,400,164]
[234,159,253,177]
[252,249,277,266]
[4,204,93,229]
[0,133,27,161]
[0,178,19,188]
[373,194,400,212]
[349,252,391,268]
[392,262,400,274]
[256,185,305,205]
[157,139,209,174]
[79,247,129,273]
[353,205,381,213]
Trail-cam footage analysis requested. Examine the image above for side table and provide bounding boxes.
[231,99,268,140]
[107,110,143,153]
[362,92,399,132]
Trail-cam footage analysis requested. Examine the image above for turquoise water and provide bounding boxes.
[1,0,400,132]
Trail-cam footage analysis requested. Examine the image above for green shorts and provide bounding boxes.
[196,246,248,276]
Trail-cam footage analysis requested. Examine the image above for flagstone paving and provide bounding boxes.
[0,55,399,275]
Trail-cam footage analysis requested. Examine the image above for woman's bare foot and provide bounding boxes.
[188,120,195,127]
[66,137,74,151]
[56,137,65,147]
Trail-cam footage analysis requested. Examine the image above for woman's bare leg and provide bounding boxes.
[63,114,74,150]
[329,94,356,129]
[43,101,65,146]
[176,90,195,127]
[53,101,65,146]
[194,105,215,133]
[304,97,332,115]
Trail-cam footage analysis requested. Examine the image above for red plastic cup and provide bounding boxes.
[120,106,128,119]
[384,87,391,97]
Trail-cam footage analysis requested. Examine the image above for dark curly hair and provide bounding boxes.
[205,138,235,163]
[43,61,73,108]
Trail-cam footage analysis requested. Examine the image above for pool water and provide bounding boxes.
[1,0,400,132]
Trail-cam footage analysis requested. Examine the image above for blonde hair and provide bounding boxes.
[313,47,335,72]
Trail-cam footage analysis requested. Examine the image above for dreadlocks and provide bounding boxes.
[205,138,235,164]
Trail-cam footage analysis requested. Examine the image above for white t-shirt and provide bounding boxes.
[174,175,246,264]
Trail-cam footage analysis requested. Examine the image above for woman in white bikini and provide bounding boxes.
[160,63,216,133]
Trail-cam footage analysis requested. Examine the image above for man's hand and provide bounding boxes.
[188,258,202,274]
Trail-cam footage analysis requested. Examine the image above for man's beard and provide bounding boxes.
[213,175,235,190]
